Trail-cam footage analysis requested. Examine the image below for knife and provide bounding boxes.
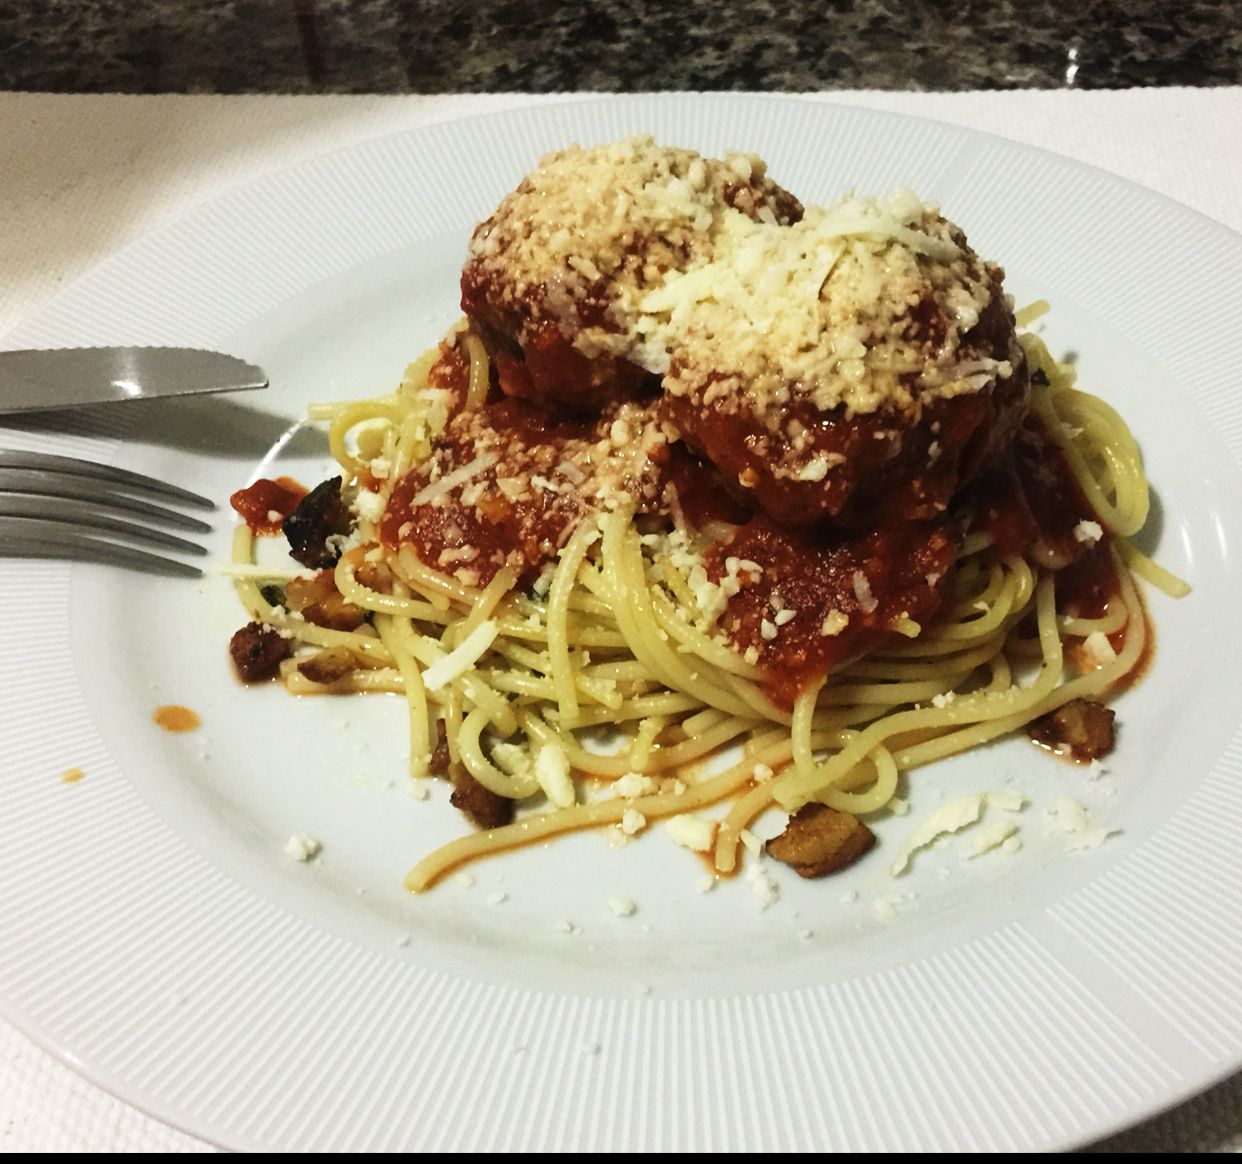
[0,347,268,415]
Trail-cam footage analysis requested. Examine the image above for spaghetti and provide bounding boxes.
[226,139,1186,893]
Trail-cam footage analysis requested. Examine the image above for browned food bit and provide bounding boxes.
[449,767,515,831]
[229,621,291,682]
[428,719,452,778]
[283,477,351,568]
[765,802,876,878]
[285,570,367,631]
[424,720,515,829]
[353,557,395,594]
[297,646,358,686]
[1026,697,1116,762]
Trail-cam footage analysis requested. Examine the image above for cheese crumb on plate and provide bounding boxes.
[283,834,322,862]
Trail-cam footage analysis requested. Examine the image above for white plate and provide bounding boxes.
[3,94,1242,1152]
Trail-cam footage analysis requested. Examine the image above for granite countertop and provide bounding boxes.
[3,0,1241,92]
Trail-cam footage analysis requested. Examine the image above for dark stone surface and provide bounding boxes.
[2,0,1241,93]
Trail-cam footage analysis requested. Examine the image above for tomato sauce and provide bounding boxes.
[153,705,202,733]
[706,515,961,709]
[664,443,751,529]
[972,415,1123,621]
[230,476,308,536]
[1056,541,1119,621]
[381,398,602,586]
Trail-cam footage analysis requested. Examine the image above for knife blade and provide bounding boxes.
[0,347,268,414]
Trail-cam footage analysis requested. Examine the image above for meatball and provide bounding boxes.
[658,196,1030,529]
[460,136,802,415]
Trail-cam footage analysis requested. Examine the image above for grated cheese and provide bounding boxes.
[986,790,1028,813]
[820,610,849,636]
[969,820,1019,857]
[354,489,386,523]
[613,772,658,799]
[1082,630,1117,668]
[283,834,321,862]
[1050,797,1119,850]
[890,795,984,875]
[852,570,878,615]
[664,814,716,852]
[534,742,575,808]
[1073,519,1103,545]
[620,808,648,835]
[420,621,499,691]
[469,138,1014,456]
[409,451,498,507]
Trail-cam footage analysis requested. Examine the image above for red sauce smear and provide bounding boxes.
[230,476,308,536]
[153,705,201,733]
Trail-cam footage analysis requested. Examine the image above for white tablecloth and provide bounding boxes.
[3,87,1240,1152]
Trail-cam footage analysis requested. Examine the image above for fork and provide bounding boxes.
[0,449,214,578]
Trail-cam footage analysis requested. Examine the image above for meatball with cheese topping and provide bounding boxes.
[650,191,1030,528]
[460,135,803,414]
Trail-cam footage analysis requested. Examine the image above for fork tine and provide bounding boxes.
[0,500,208,555]
[0,519,203,578]
[0,450,214,509]
[0,468,213,533]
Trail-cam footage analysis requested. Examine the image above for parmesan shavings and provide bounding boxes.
[820,610,849,636]
[1050,797,1119,850]
[613,772,658,799]
[969,820,1018,858]
[420,621,499,691]
[620,808,648,835]
[217,562,315,581]
[354,489,386,523]
[664,814,716,853]
[890,795,984,875]
[986,790,1027,813]
[852,570,878,615]
[410,451,498,507]
[534,742,575,808]
[1082,630,1118,668]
